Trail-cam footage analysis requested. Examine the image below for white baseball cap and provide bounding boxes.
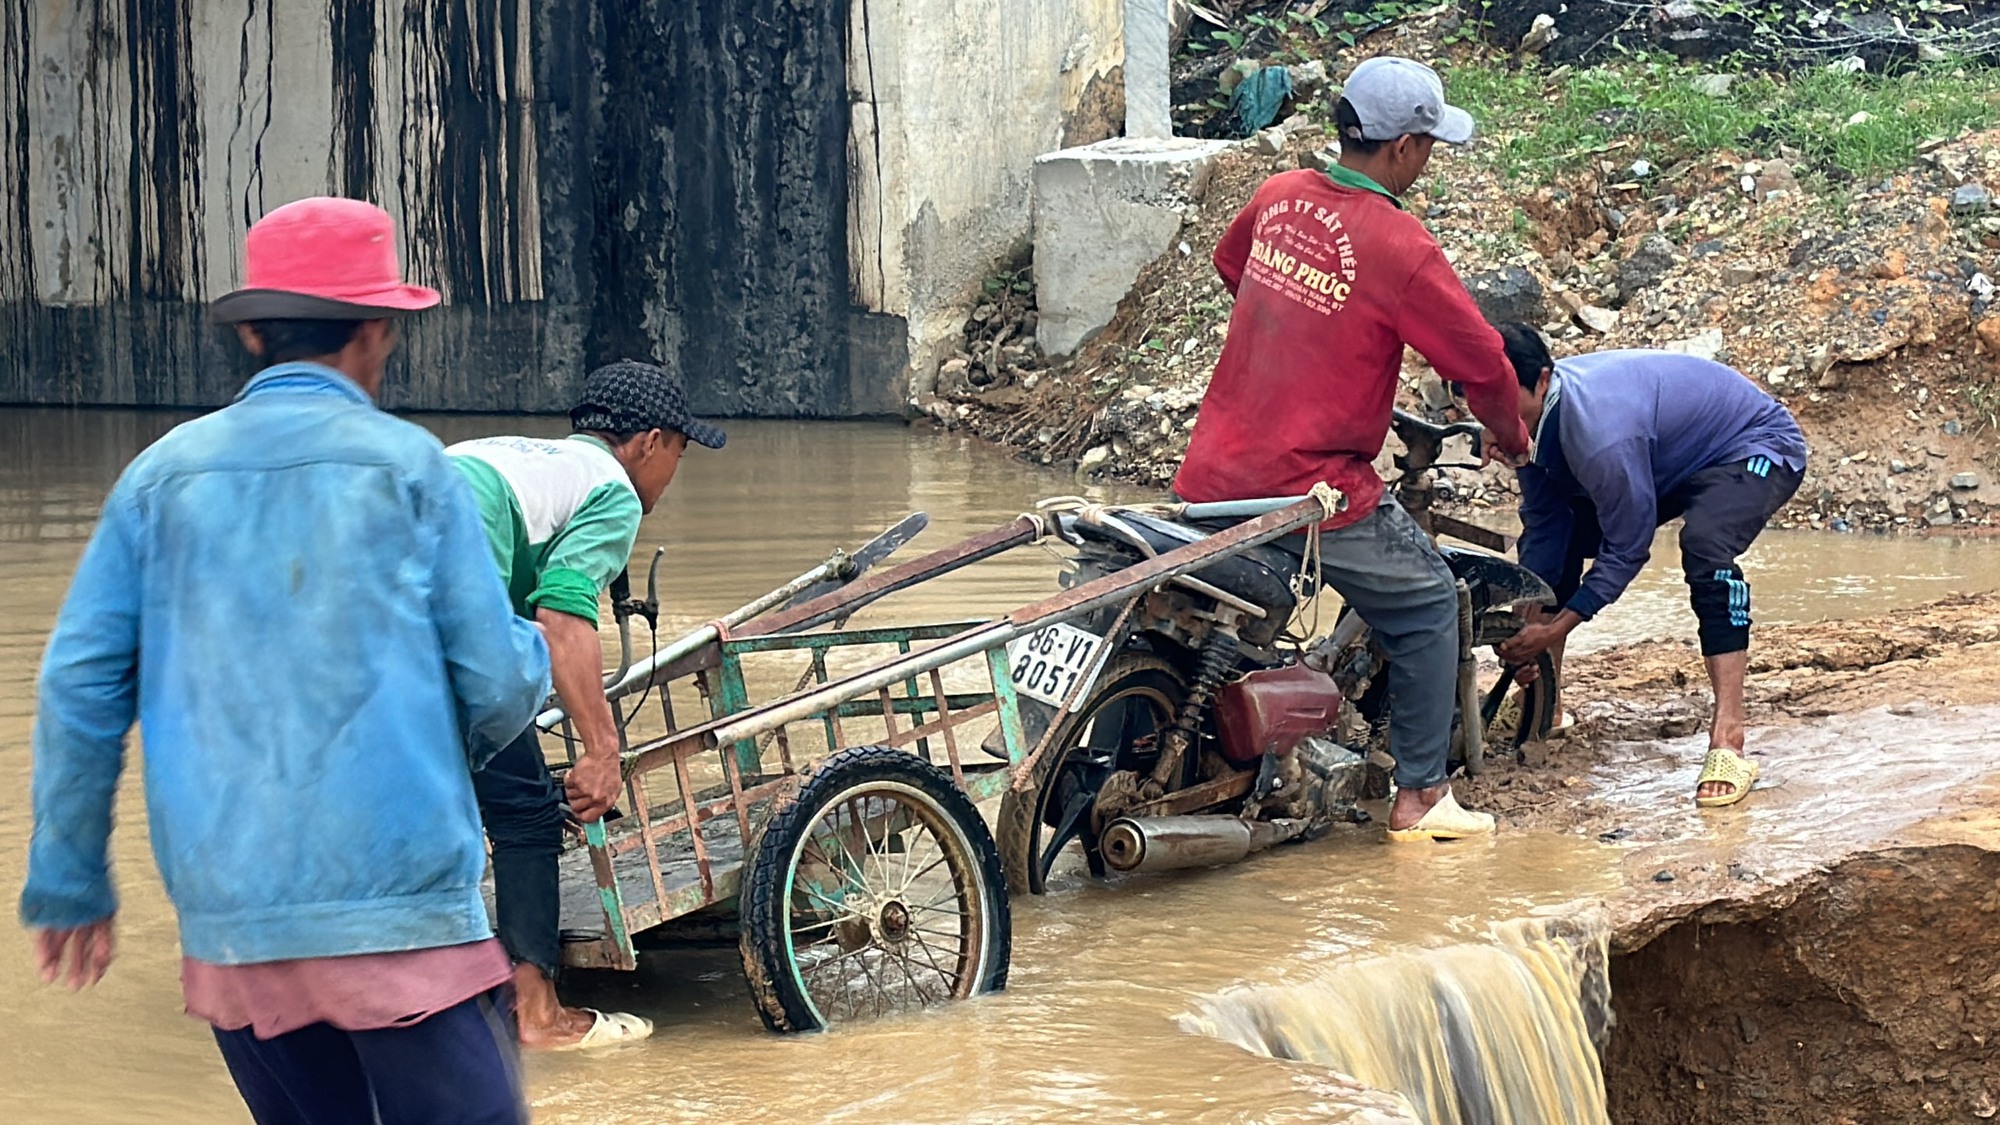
[1340,56,1476,146]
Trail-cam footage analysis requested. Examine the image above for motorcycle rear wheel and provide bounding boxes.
[995,653,1194,896]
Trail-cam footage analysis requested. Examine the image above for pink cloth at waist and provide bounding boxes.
[183,938,512,1040]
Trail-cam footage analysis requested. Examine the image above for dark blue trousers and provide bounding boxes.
[472,726,567,978]
[212,988,526,1125]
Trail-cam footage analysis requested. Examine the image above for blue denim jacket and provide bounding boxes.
[20,364,551,964]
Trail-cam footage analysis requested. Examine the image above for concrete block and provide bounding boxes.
[1032,137,1232,357]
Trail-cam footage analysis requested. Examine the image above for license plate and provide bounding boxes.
[1005,622,1106,708]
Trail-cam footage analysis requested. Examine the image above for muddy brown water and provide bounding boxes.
[1,408,1997,1122]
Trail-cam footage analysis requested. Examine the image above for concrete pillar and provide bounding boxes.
[1124,0,1172,139]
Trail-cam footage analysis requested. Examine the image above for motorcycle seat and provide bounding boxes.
[1060,510,1300,615]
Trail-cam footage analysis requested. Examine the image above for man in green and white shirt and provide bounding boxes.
[449,359,726,1049]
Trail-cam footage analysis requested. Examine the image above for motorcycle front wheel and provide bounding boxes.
[1348,648,1558,796]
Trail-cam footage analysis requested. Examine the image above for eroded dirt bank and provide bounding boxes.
[1462,593,2000,1122]
[1608,845,2000,1124]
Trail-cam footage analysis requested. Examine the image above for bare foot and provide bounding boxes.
[511,963,596,1049]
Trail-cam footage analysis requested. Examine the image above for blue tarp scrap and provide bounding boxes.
[1230,65,1292,136]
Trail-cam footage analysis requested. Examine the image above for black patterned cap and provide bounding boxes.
[569,359,727,449]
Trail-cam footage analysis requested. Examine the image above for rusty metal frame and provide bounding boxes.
[555,494,1331,969]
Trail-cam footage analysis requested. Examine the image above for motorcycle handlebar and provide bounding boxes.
[1391,407,1484,458]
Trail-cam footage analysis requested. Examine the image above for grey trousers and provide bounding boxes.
[1274,502,1460,790]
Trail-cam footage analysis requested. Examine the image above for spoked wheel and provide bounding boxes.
[1477,651,1559,753]
[996,654,1191,896]
[739,746,1009,1033]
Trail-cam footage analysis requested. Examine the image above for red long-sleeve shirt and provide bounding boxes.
[1173,167,1531,528]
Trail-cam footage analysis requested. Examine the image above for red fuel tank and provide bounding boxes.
[1214,663,1345,765]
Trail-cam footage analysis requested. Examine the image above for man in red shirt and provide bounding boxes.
[1175,56,1532,841]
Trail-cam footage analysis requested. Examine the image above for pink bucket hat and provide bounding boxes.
[209,197,440,324]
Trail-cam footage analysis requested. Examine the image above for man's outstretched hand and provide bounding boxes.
[33,919,115,990]
[1498,607,1582,665]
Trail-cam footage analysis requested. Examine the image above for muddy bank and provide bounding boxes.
[1459,592,2000,835]
[1445,594,2000,1122]
[930,120,2000,532]
[1609,844,2000,1124]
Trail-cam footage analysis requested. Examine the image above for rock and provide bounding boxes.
[1953,472,1981,490]
[1253,128,1285,156]
[1928,508,1957,528]
[1753,160,1800,202]
[1300,148,1335,172]
[1577,305,1619,333]
[1946,420,1964,436]
[1692,239,1726,257]
[1977,316,2000,360]
[1289,59,1328,96]
[1076,444,1113,479]
[1846,111,1875,127]
[1617,235,1678,300]
[1953,183,1992,215]
[1464,266,1546,325]
[937,357,976,399]
[1418,373,1454,410]
[1690,73,1736,98]
[1219,59,1261,96]
[1808,342,1837,378]
[1818,364,1847,391]
[1630,158,1653,179]
[1518,12,1558,55]
[1892,459,1912,474]
[1722,263,1761,286]
[1653,870,1675,883]
[1666,327,1726,364]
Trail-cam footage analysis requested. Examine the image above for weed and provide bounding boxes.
[1963,382,2000,436]
[1448,56,2000,186]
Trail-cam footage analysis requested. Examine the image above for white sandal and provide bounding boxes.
[1386,791,1497,843]
[557,1008,654,1050]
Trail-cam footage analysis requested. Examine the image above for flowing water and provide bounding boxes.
[2,408,1999,1123]
[1189,914,1614,1125]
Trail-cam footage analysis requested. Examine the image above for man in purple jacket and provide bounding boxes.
[1490,325,1807,807]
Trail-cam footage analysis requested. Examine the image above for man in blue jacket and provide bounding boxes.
[1491,324,1806,807]
[19,198,551,1124]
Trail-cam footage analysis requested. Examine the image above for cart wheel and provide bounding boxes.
[739,745,1010,1033]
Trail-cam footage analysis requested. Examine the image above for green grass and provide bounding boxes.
[1444,56,2000,185]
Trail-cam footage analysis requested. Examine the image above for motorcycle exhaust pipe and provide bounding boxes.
[1099,815,1310,874]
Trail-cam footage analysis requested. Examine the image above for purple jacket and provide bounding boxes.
[1517,350,1807,618]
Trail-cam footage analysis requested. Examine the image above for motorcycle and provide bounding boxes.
[995,409,1557,895]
